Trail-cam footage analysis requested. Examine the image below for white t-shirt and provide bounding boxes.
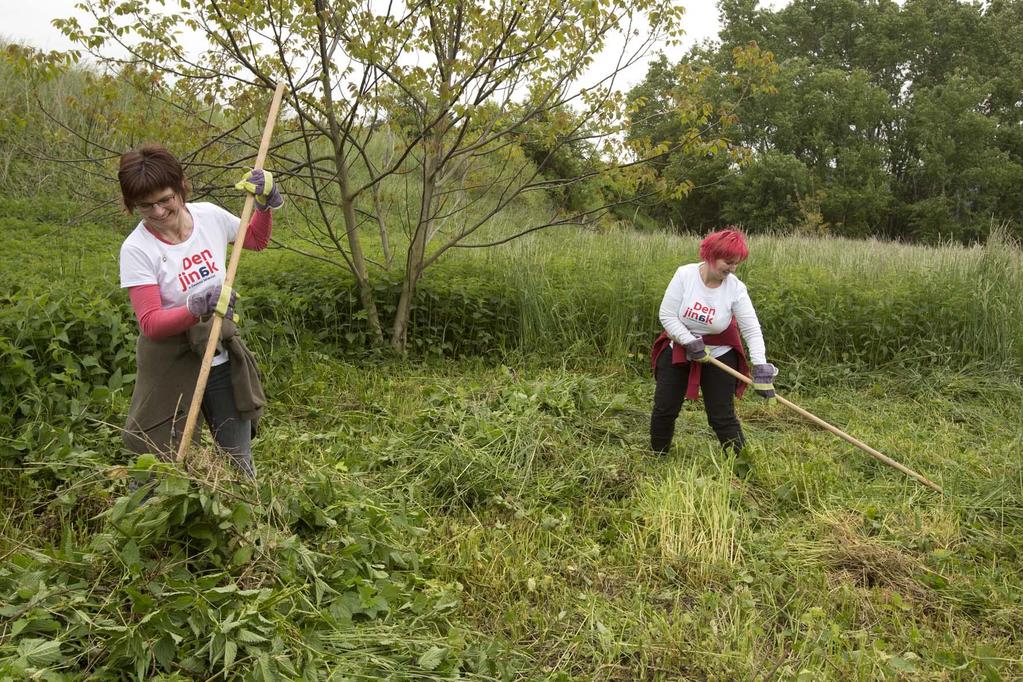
[658,262,767,364]
[119,202,240,364]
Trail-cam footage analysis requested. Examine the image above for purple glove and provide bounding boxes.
[683,338,711,363]
[235,169,284,210]
[752,363,778,401]
[186,283,236,320]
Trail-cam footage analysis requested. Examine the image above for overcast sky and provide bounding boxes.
[0,1,788,89]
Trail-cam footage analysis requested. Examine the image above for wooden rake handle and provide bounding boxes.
[176,82,288,463]
[705,355,943,494]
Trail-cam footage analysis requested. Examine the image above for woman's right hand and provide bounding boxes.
[683,338,711,363]
[186,283,237,320]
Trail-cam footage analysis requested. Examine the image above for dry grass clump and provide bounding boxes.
[819,512,930,604]
[182,444,260,496]
[828,525,917,589]
[629,459,747,585]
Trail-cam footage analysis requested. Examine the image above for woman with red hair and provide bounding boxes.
[650,228,778,455]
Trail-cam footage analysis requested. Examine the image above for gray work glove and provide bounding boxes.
[186,283,237,320]
[683,337,711,363]
[752,363,778,402]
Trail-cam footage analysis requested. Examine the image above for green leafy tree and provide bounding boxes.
[719,150,813,231]
[624,46,778,233]
[53,0,705,351]
[642,0,1023,241]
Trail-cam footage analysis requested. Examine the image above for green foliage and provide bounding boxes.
[0,288,135,477]
[515,107,624,217]
[748,230,1023,371]
[243,263,520,358]
[634,0,1023,243]
[0,40,213,203]
[0,455,516,679]
[2,199,1023,679]
[372,367,629,509]
[720,150,815,231]
[623,46,778,233]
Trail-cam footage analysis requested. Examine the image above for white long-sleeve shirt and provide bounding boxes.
[658,263,768,365]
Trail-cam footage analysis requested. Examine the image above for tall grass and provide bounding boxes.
[749,225,1023,370]
[442,220,1023,371]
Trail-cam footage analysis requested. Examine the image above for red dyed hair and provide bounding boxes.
[117,144,191,212]
[699,227,749,263]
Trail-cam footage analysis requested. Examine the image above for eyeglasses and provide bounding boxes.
[135,194,178,213]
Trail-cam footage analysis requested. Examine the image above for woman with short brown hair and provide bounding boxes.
[117,144,284,477]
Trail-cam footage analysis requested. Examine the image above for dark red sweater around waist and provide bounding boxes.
[650,318,749,401]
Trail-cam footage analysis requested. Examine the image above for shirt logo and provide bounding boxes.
[683,301,715,325]
[177,249,220,292]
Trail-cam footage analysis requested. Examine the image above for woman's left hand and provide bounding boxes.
[235,169,284,210]
[752,363,778,401]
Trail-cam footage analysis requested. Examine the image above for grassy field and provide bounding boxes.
[1,197,1022,680]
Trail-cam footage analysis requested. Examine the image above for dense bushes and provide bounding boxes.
[242,263,521,358]
[0,288,135,472]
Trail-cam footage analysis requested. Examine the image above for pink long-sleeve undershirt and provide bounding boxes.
[240,208,272,250]
[129,210,272,339]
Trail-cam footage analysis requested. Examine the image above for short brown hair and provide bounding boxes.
[117,144,191,211]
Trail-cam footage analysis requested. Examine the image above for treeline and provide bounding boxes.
[624,0,1023,243]
[5,0,1023,246]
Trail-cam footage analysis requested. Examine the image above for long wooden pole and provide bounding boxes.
[176,82,287,463]
[706,356,943,494]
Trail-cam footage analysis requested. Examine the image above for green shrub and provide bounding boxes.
[0,455,519,680]
[0,288,135,475]
[243,264,520,357]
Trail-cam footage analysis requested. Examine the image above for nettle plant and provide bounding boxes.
[0,289,135,476]
[0,454,515,679]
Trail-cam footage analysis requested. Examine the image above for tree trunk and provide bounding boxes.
[389,262,420,353]
[314,0,385,346]
[390,148,438,352]
[371,181,393,270]
[339,176,385,346]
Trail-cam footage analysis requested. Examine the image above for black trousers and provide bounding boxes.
[650,346,746,454]
[200,362,255,478]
